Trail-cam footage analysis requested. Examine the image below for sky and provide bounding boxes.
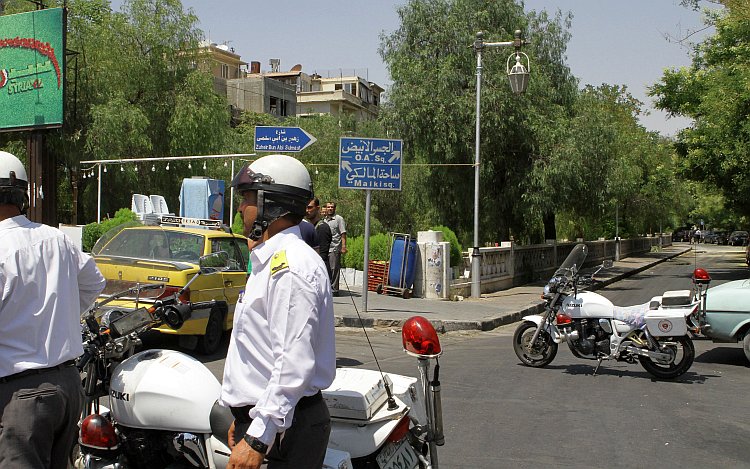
[111,0,717,136]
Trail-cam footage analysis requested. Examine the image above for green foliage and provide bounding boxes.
[429,225,463,267]
[231,212,244,235]
[342,233,391,271]
[1,0,231,225]
[82,208,138,252]
[650,3,750,217]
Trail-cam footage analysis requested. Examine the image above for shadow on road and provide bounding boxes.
[534,363,716,384]
[336,357,364,367]
[695,346,749,367]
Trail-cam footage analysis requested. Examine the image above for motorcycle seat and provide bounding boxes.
[612,302,650,328]
[209,400,234,448]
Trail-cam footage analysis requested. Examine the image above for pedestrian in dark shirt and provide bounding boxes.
[306,198,332,280]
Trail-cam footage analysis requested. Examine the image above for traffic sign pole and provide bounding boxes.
[362,189,372,312]
[338,137,403,308]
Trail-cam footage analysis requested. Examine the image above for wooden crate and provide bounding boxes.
[367,260,388,292]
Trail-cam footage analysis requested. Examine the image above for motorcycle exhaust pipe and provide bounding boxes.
[430,364,445,446]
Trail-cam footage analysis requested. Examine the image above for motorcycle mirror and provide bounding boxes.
[198,251,230,274]
[603,260,613,268]
[402,316,442,358]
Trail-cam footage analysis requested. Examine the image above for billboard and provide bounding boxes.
[0,8,65,132]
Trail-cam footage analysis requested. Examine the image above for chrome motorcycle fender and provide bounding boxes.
[521,315,563,344]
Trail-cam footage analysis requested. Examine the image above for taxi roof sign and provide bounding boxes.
[160,216,222,228]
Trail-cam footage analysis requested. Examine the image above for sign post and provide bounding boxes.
[339,137,403,312]
[254,126,316,153]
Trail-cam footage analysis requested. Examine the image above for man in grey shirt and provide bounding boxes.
[325,202,347,296]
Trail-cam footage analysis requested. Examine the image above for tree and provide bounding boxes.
[380,0,578,246]
[0,0,233,223]
[651,3,750,217]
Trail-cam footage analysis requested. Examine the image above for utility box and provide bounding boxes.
[414,230,450,299]
[179,178,225,223]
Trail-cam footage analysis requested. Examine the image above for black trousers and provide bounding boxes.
[0,362,82,469]
[232,392,331,469]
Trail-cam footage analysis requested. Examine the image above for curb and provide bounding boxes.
[334,247,692,333]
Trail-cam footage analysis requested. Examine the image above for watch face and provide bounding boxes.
[244,435,268,454]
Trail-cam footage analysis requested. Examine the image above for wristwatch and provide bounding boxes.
[243,434,269,455]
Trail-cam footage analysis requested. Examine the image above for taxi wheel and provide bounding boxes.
[198,308,224,355]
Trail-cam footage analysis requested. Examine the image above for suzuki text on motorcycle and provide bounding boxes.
[512,244,698,379]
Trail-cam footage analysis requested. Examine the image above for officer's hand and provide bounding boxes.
[227,438,264,469]
[228,420,236,449]
[341,246,347,254]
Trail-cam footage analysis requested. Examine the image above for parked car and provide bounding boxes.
[91,221,249,354]
[746,243,750,266]
[672,228,692,242]
[729,230,749,246]
[691,277,750,363]
[702,231,716,244]
[714,231,729,245]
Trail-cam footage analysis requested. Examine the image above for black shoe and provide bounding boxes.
[332,291,340,297]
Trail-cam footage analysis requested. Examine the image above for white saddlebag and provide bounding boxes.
[645,308,688,337]
[323,368,393,420]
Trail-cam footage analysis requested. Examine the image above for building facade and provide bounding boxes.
[199,45,383,121]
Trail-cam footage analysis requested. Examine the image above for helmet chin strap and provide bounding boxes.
[249,189,267,241]
[247,189,294,241]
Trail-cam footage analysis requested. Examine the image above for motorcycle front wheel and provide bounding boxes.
[639,336,695,379]
[513,321,558,367]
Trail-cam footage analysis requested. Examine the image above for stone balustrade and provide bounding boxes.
[450,236,672,297]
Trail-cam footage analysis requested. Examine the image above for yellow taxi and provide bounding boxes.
[91,220,249,354]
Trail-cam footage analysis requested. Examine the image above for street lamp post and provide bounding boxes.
[471,30,530,298]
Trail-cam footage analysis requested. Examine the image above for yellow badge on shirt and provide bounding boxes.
[270,250,289,276]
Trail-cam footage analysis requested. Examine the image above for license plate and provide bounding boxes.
[376,438,419,469]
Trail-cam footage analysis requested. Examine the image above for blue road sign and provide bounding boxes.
[254,126,317,153]
[339,137,403,191]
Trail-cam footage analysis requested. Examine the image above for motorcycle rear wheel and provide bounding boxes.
[513,321,558,367]
[639,336,695,379]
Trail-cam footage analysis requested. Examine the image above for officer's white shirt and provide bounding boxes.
[0,215,106,378]
[220,225,336,445]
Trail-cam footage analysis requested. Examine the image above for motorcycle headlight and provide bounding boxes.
[543,284,552,295]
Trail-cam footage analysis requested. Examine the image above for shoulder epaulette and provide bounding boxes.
[270,250,289,276]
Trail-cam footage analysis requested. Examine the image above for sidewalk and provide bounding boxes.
[333,245,691,332]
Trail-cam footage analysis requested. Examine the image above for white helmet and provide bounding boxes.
[0,151,29,213]
[230,154,313,240]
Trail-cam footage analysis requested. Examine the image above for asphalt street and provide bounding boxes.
[160,243,750,468]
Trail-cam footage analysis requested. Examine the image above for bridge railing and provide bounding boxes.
[451,235,672,297]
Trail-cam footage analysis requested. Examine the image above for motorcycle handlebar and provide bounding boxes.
[158,300,215,330]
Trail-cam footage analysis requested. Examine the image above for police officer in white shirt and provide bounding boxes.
[221,154,335,469]
[0,151,106,468]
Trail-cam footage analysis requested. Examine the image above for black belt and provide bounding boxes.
[0,360,77,384]
[230,391,323,423]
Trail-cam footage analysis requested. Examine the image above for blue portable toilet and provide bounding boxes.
[388,234,417,289]
[179,178,225,222]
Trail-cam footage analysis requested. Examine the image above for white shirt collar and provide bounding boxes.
[0,214,31,231]
[251,225,302,267]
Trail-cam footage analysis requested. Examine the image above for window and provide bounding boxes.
[221,64,229,78]
[270,97,289,116]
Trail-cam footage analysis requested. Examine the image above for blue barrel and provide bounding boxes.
[388,236,417,289]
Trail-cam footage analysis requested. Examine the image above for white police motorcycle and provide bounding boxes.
[75,255,444,469]
[513,244,698,379]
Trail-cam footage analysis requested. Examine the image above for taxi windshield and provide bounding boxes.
[95,228,204,263]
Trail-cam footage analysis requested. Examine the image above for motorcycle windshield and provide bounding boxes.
[553,244,588,280]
